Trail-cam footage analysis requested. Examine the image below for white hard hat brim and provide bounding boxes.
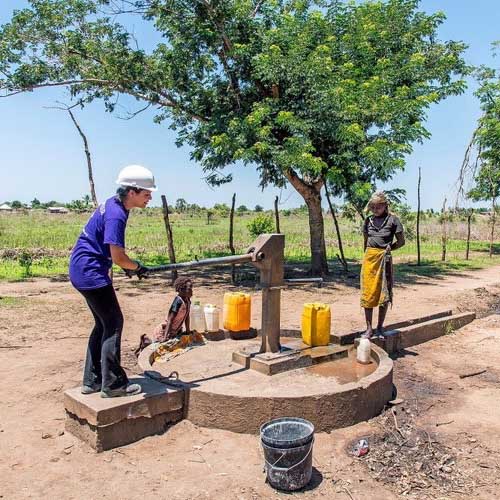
[116,180,158,192]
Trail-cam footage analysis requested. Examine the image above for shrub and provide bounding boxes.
[18,251,33,278]
[247,214,274,237]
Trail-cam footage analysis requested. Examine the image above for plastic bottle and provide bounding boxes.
[204,304,220,332]
[357,338,372,364]
[190,300,206,333]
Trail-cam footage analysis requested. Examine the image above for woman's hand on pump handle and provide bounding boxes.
[123,260,151,279]
[110,244,151,279]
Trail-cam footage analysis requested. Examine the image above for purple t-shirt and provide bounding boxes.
[69,196,129,290]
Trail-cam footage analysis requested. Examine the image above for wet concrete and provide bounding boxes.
[308,349,377,384]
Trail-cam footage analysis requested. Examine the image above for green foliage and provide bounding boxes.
[237,205,248,213]
[254,205,264,213]
[213,203,230,217]
[466,58,500,206]
[66,195,93,211]
[175,198,188,213]
[247,213,274,237]
[10,200,23,209]
[18,250,33,277]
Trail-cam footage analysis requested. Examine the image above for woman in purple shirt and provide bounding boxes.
[69,165,156,397]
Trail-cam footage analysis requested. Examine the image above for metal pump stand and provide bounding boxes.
[147,234,320,354]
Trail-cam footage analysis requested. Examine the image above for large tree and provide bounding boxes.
[462,62,500,257]
[0,0,467,274]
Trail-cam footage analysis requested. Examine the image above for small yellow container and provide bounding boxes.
[301,303,331,346]
[223,292,251,331]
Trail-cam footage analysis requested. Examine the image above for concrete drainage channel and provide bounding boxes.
[64,309,475,452]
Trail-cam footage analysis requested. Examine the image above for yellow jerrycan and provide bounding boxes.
[301,303,331,346]
[223,292,251,331]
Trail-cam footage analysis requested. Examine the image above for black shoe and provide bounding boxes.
[101,383,142,398]
[81,384,101,395]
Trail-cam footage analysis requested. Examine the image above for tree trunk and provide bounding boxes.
[465,212,472,260]
[274,195,280,233]
[229,193,236,283]
[416,167,422,266]
[324,182,348,272]
[67,109,98,208]
[285,169,328,276]
[161,195,178,283]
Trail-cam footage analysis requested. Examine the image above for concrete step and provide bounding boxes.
[354,311,476,354]
[64,376,184,452]
[331,310,453,345]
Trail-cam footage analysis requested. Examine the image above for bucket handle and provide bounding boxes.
[262,437,314,473]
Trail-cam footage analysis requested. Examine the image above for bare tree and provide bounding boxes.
[47,103,98,207]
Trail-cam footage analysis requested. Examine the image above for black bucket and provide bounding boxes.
[261,417,314,449]
[260,418,314,491]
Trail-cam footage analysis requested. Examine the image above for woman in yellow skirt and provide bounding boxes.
[361,192,405,338]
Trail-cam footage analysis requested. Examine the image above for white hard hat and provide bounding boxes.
[116,164,157,191]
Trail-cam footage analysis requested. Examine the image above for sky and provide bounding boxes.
[1,1,499,210]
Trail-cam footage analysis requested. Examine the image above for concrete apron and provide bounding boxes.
[64,310,475,451]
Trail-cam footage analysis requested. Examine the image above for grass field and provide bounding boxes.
[1,209,499,280]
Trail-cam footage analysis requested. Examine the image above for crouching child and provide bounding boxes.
[135,277,193,356]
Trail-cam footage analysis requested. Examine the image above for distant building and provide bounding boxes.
[0,203,13,212]
[47,206,70,214]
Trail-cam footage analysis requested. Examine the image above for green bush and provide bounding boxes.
[18,250,33,278]
[247,214,274,237]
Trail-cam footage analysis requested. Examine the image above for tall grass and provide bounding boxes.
[0,209,498,280]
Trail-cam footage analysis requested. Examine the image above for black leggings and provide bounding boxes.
[78,285,128,392]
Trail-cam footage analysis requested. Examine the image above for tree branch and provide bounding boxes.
[252,0,264,17]
[116,102,152,120]
[0,79,111,97]
[197,0,241,108]
[1,79,209,122]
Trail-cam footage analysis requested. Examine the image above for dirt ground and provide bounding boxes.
[1,265,500,500]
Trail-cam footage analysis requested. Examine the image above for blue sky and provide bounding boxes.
[1,1,499,209]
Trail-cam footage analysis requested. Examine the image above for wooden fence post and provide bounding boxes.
[274,195,281,233]
[161,195,178,283]
[466,211,472,260]
[417,167,422,266]
[229,193,236,283]
[324,182,348,272]
[441,198,447,262]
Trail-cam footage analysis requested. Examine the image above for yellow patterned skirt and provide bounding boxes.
[360,247,393,309]
[153,332,206,363]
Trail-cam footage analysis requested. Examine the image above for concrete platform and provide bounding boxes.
[138,338,393,434]
[64,376,184,452]
[354,311,476,354]
[232,340,349,375]
[332,310,453,345]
